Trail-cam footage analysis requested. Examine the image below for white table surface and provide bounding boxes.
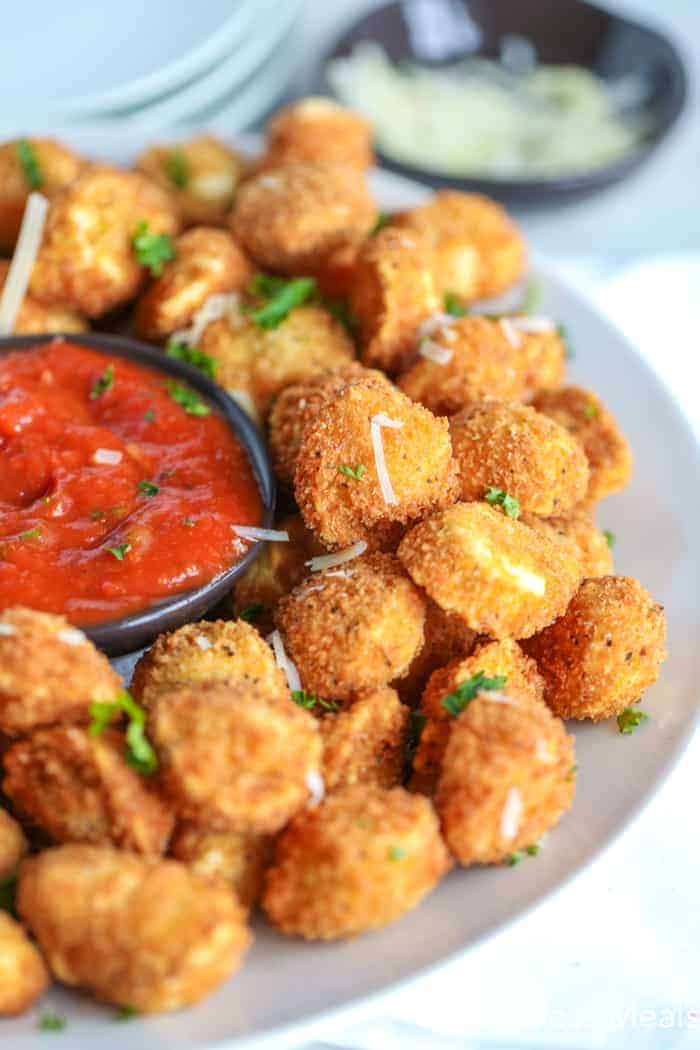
[288,2,700,1047]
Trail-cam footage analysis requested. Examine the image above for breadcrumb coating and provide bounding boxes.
[275,553,426,701]
[523,576,666,721]
[522,510,613,578]
[263,785,451,939]
[319,686,409,791]
[18,844,250,1013]
[395,598,478,706]
[260,97,373,171]
[0,260,87,334]
[398,503,581,639]
[170,825,272,910]
[0,136,86,252]
[0,911,49,1017]
[0,807,27,881]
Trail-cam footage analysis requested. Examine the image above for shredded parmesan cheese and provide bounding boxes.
[535,738,556,764]
[195,636,212,652]
[57,628,87,646]
[171,292,240,348]
[510,315,556,334]
[499,318,522,348]
[306,541,367,572]
[0,192,49,336]
[416,312,459,342]
[419,339,453,365]
[479,691,520,708]
[500,787,523,841]
[93,449,123,466]
[0,623,16,636]
[370,413,404,506]
[231,526,290,543]
[268,630,301,693]
[306,769,325,806]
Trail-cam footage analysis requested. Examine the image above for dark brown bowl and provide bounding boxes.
[322,0,687,205]
[0,332,275,657]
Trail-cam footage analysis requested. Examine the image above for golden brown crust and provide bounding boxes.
[230,164,376,274]
[0,137,86,253]
[394,598,478,706]
[523,576,667,721]
[0,911,50,1017]
[294,379,458,550]
[319,686,409,791]
[398,315,565,415]
[136,135,247,227]
[3,727,174,855]
[449,400,590,516]
[0,261,87,334]
[275,553,426,702]
[532,386,633,505]
[133,226,252,341]
[170,825,272,910]
[263,785,452,939]
[522,510,614,578]
[398,503,581,640]
[0,807,27,881]
[131,618,288,708]
[436,696,575,865]
[30,167,179,318]
[0,608,121,736]
[260,98,373,171]
[18,844,250,1013]
[149,682,322,834]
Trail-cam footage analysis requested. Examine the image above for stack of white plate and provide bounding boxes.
[0,0,305,138]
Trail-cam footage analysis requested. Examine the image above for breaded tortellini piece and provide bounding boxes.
[149,682,322,834]
[319,686,409,792]
[436,692,575,865]
[532,386,633,505]
[294,379,457,550]
[30,167,179,318]
[130,618,288,708]
[449,400,589,517]
[136,134,247,227]
[522,510,614,579]
[0,136,86,252]
[395,190,526,302]
[0,608,121,736]
[18,844,250,1013]
[170,825,272,910]
[0,260,87,334]
[3,727,174,855]
[398,315,565,415]
[394,598,478,706]
[0,912,49,1017]
[230,163,376,275]
[260,97,373,171]
[350,226,440,373]
[0,807,27,881]
[133,226,252,341]
[524,576,666,721]
[398,502,581,640]
[275,553,426,702]
[263,784,451,939]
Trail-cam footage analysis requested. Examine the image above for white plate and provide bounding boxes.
[4,160,700,1050]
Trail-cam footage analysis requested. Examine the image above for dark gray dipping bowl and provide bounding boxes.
[0,332,275,657]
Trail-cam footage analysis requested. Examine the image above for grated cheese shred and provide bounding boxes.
[306,541,367,572]
[0,192,49,335]
[370,413,404,506]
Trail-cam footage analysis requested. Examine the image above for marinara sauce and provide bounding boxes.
[0,341,262,624]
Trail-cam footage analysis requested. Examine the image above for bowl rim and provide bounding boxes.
[0,331,275,655]
[321,0,688,199]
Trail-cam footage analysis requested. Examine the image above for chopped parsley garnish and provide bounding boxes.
[166,381,211,417]
[583,403,598,420]
[90,509,106,521]
[240,602,265,623]
[0,874,17,915]
[165,149,189,189]
[166,340,217,378]
[115,1005,138,1022]
[182,517,195,528]
[89,363,114,400]
[403,710,426,782]
[291,690,339,713]
[38,1013,66,1033]
[442,671,507,718]
[505,843,540,867]
[522,277,543,314]
[89,690,157,775]
[603,529,615,548]
[19,526,42,541]
[566,763,578,781]
[105,542,131,561]
[132,220,175,276]
[324,298,358,338]
[484,487,520,519]
[389,846,407,862]
[16,138,43,189]
[444,292,467,317]
[248,274,316,329]
[370,211,391,236]
[338,464,365,480]
[617,706,649,735]
[144,409,155,422]
[137,480,159,498]
[558,322,573,359]
[525,843,540,856]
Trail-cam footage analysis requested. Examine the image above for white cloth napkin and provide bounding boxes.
[301,255,700,1050]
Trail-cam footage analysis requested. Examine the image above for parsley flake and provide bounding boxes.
[442,671,507,718]
[484,487,520,519]
[370,211,391,236]
[522,277,543,314]
[89,690,157,775]
[444,292,467,317]
[166,340,217,378]
[338,464,365,480]
[105,543,131,561]
[137,480,159,498]
[90,509,106,521]
[617,706,649,735]
[16,138,43,189]
[115,1005,138,1022]
[505,851,523,867]
[0,874,17,915]
[144,409,155,422]
[291,690,339,713]
[182,517,195,528]
[247,274,316,329]
[603,529,615,548]
[167,381,211,417]
[583,403,598,420]
[389,845,407,861]
[89,364,114,400]
[132,220,175,277]
[165,149,189,189]
[240,602,265,623]
[324,298,358,338]
[558,322,574,359]
[19,526,42,541]
[38,1013,66,1033]
[403,710,426,782]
